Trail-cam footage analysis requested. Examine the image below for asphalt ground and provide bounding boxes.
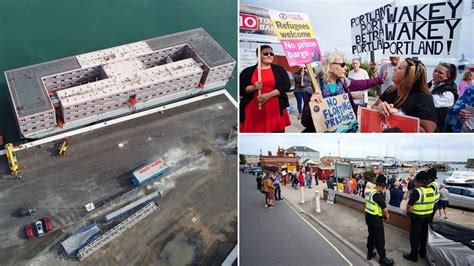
[0,93,237,265]
[240,173,367,266]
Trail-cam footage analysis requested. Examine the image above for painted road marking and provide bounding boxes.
[284,200,353,266]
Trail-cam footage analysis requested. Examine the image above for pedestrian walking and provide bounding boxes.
[263,174,276,209]
[403,171,435,262]
[365,175,394,265]
[298,171,305,188]
[274,173,283,201]
[438,184,449,219]
[307,171,313,188]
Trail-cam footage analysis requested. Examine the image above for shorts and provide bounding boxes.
[438,200,448,209]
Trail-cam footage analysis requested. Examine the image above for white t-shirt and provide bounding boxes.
[430,82,455,108]
[348,69,369,80]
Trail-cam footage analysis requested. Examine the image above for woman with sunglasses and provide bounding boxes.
[240,45,291,133]
[372,58,437,132]
[427,63,459,132]
[301,51,384,132]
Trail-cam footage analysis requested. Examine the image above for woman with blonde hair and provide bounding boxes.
[301,51,384,132]
[372,58,437,132]
[458,72,472,97]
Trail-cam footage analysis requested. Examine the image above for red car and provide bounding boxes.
[42,217,52,232]
[24,224,34,239]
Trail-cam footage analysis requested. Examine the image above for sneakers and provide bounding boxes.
[403,253,418,262]
[379,257,394,265]
[367,251,376,260]
[297,113,301,120]
[264,204,268,208]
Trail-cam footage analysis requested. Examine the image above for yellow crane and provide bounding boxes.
[5,143,19,176]
[58,137,69,156]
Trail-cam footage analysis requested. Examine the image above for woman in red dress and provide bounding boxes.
[239,45,291,133]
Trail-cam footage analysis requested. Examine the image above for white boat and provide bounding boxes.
[443,171,474,187]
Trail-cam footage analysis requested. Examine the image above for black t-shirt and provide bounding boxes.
[408,188,420,206]
[372,192,387,209]
[380,88,437,122]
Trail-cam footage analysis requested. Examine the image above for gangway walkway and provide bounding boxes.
[76,202,158,261]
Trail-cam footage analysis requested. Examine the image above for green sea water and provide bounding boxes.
[0,0,237,142]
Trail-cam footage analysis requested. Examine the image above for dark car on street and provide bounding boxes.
[19,207,36,217]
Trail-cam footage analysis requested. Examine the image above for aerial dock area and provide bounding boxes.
[0,91,237,264]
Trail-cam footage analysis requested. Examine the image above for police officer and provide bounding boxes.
[365,175,394,265]
[427,168,440,222]
[403,171,435,262]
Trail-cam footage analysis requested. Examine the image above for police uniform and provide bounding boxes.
[428,179,440,221]
[404,172,435,262]
[365,175,394,265]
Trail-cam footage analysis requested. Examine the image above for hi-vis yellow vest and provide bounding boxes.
[412,187,435,215]
[428,180,440,203]
[365,190,382,216]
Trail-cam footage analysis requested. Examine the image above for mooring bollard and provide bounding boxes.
[315,190,321,213]
[300,186,305,204]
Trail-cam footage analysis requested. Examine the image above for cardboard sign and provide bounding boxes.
[383,0,463,57]
[351,4,392,54]
[359,107,420,133]
[268,10,322,66]
[327,190,335,204]
[309,94,356,132]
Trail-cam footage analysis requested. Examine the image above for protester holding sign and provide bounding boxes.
[240,45,291,133]
[445,86,474,132]
[428,63,459,132]
[294,66,313,120]
[301,51,383,132]
[372,58,437,133]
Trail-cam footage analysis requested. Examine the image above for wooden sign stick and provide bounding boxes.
[305,63,321,94]
[257,46,262,110]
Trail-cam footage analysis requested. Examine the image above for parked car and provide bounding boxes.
[42,217,52,232]
[445,186,474,211]
[24,224,34,239]
[35,220,44,237]
[248,167,261,176]
[19,207,36,217]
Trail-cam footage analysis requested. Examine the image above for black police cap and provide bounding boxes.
[376,174,387,186]
[414,171,429,182]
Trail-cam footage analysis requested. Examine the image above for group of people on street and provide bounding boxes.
[256,171,283,209]
[364,168,447,264]
[255,170,321,209]
[240,45,473,133]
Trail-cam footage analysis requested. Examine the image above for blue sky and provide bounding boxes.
[240,0,473,65]
[239,134,474,161]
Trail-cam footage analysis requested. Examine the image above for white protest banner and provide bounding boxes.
[309,94,356,132]
[383,0,463,57]
[268,10,322,66]
[351,4,392,54]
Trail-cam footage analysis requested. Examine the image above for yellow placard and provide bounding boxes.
[272,20,316,40]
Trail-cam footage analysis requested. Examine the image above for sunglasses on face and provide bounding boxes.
[262,52,274,56]
[331,62,346,68]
